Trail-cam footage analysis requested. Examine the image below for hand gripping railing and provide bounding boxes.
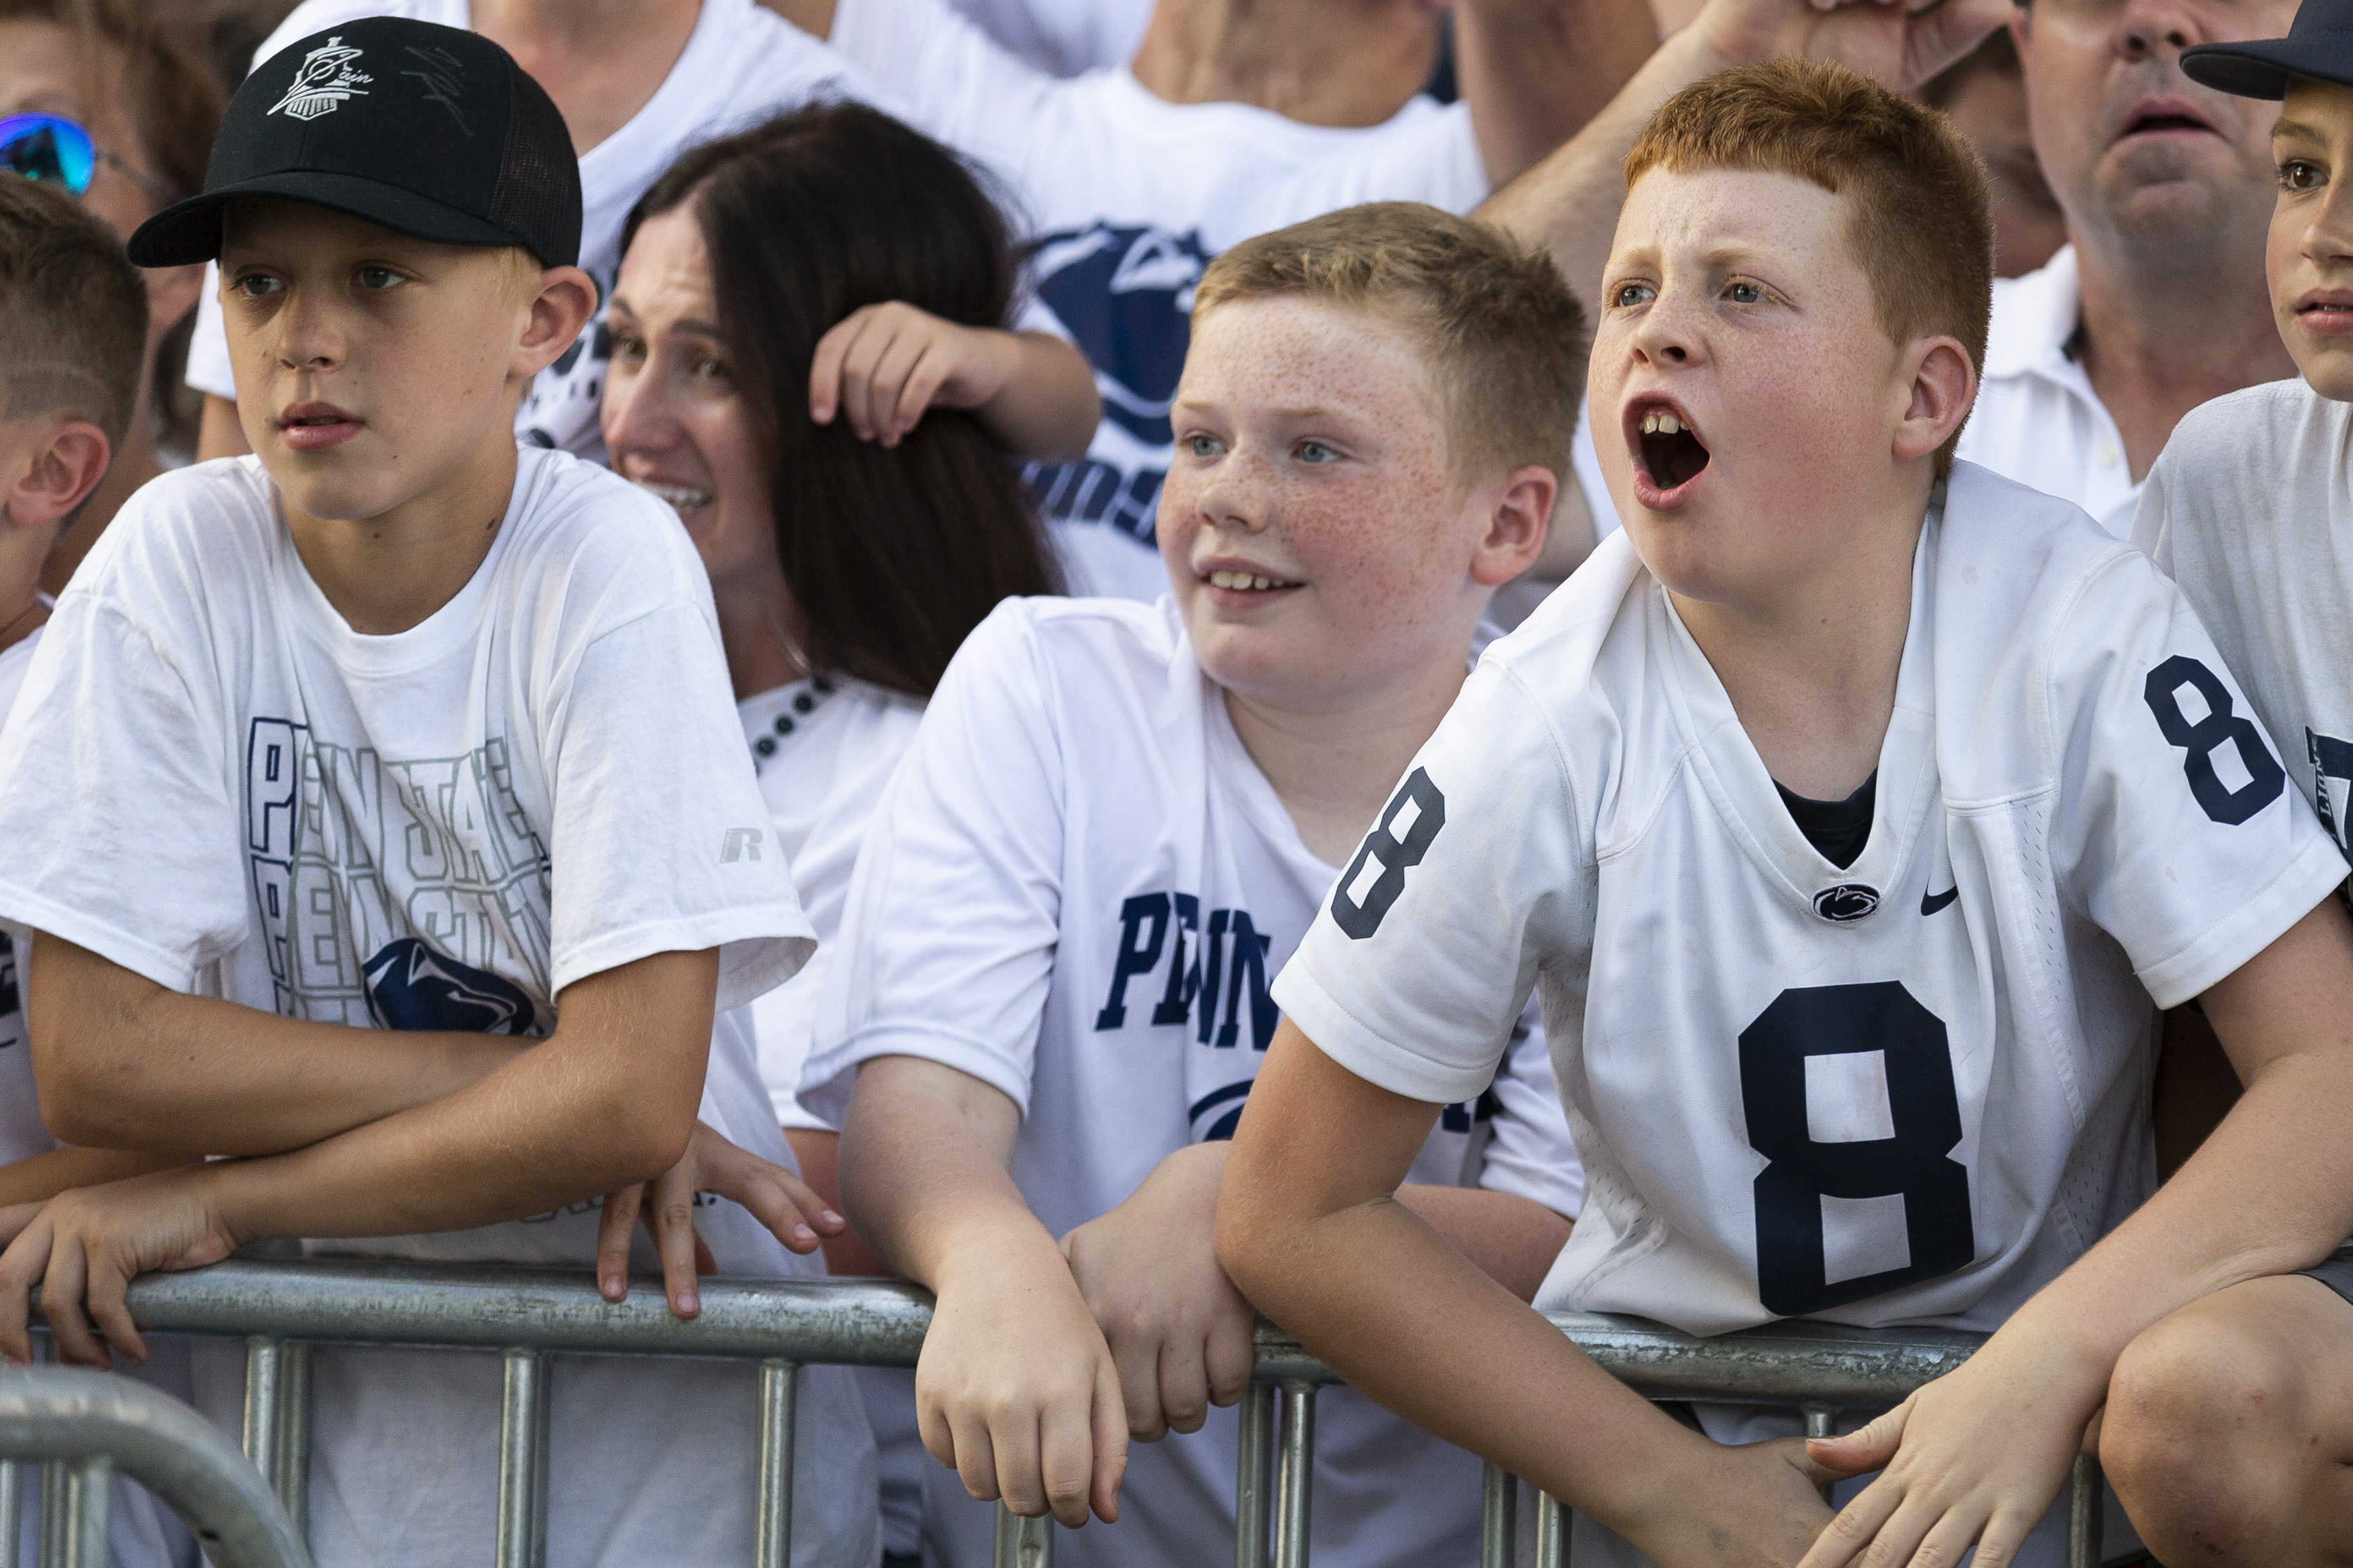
[32,1259,2111,1568]
[0,1363,309,1568]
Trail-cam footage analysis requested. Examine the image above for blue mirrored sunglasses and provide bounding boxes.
[0,112,173,205]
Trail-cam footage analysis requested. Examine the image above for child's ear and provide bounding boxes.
[1893,338,1978,467]
[4,422,112,532]
[1468,463,1560,588]
[513,265,600,381]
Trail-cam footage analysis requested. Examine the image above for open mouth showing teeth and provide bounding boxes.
[1640,409,1710,489]
[635,481,713,513]
[1206,569,1297,591]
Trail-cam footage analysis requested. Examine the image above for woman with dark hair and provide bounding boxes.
[602,102,1094,1567]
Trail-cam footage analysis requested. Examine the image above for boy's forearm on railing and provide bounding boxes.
[0,1148,195,1210]
[1395,1185,1573,1304]
[27,934,526,1156]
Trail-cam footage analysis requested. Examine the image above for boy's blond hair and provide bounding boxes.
[1626,59,1994,475]
[0,175,147,450]
[1193,203,1588,493]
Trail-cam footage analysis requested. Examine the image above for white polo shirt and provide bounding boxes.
[1955,246,2139,537]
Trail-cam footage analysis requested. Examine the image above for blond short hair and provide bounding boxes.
[1192,203,1588,491]
[1625,59,1994,475]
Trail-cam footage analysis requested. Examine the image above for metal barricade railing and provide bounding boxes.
[26,1258,2111,1568]
[0,1363,309,1568]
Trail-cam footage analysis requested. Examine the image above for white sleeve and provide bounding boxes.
[1235,101,1489,234]
[185,272,235,403]
[543,602,814,1012]
[798,604,1067,1124]
[1473,1005,1583,1218]
[0,598,245,989]
[825,0,1063,178]
[2128,441,2177,571]
[2048,549,2347,1007]
[1271,658,1594,1105]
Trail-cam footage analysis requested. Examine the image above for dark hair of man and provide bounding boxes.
[625,103,1063,700]
[0,173,147,452]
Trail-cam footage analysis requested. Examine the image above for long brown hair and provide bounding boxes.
[625,103,1063,699]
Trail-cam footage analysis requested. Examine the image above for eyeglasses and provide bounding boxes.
[0,112,175,207]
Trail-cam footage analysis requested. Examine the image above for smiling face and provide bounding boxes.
[1594,167,1965,612]
[1160,295,1537,713]
[219,200,557,525]
[601,205,779,591]
[2013,0,2294,263]
[2268,78,2353,400]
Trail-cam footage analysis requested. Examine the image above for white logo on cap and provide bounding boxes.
[269,37,373,123]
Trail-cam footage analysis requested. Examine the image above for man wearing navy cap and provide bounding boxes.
[0,18,883,1566]
[2106,6,2353,1563]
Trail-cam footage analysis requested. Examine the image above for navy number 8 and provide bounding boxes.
[1332,768,1446,939]
[2144,654,2285,827]
[1740,983,1976,1317]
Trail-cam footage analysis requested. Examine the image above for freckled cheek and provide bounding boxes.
[1281,474,1453,624]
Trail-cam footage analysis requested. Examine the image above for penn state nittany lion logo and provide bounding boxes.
[270,36,372,123]
[363,938,539,1035]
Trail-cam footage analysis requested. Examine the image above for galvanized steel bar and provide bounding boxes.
[1272,1380,1316,1568]
[0,1456,21,1568]
[1234,1380,1275,1568]
[1479,1463,1514,1568]
[991,1502,1052,1568]
[275,1341,310,1535]
[1803,1406,1836,1504]
[1534,1489,1565,1568]
[754,1359,797,1568]
[2067,1454,2102,1568]
[0,1365,309,1568]
[35,1462,61,1568]
[58,1461,105,1568]
[495,1349,550,1568]
[241,1338,285,1495]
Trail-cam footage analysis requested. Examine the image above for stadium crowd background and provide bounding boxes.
[0,0,2337,1563]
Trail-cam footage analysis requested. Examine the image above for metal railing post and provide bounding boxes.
[1479,1462,1515,1568]
[754,1359,798,1568]
[275,1343,310,1537]
[991,1502,1052,1567]
[1272,1380,1317,1568]
[2066,1453,2102,1568]
[1534,1490,1565,1568]
[34,1461,62,1568]
[241,1337,285,1487]
[1803,1405,1837,1506]
[56,1461,105,1568]
[496,1349,550,1568]
[0,1455,21,1568]
[1234,1380,1275,1568]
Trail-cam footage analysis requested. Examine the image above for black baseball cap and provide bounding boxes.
[2183,0,2353,99]
[127,17,581,269]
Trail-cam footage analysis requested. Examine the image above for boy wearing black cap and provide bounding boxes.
[2115,12,2353,1562]
[0,21,882,1567]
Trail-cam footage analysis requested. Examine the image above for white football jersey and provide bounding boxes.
[803,595,1583,1568]
[1278,463,2343,1341]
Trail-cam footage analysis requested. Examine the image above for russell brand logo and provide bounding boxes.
[270,36,372,122]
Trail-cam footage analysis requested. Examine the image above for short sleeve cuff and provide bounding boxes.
[2136,837,2349,1009]
[1271,962,1501,1106]
[797,1023,1036,1131]
[0,886,203,994]
[552,904,815,1014]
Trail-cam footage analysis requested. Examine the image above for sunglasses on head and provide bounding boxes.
[0,112,174,207]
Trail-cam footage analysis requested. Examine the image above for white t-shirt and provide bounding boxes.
[1955,247,2139,537]
[0,450,880,1568]
[802,595,1583,1568]
[2135,378,2353,888]
[739,674,926,1129]
[186,0,877,464]
[1281,461,2337,1335]
[0,621,197,1568]
[945,0,1152,75]
[821,0,1490,600]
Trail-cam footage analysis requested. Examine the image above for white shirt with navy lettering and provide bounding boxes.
[802,595,1582,1568]
[0,450,878,1568]
[1276,463,2341,1564]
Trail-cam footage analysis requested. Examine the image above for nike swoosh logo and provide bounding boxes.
[1921,886,1959,916]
